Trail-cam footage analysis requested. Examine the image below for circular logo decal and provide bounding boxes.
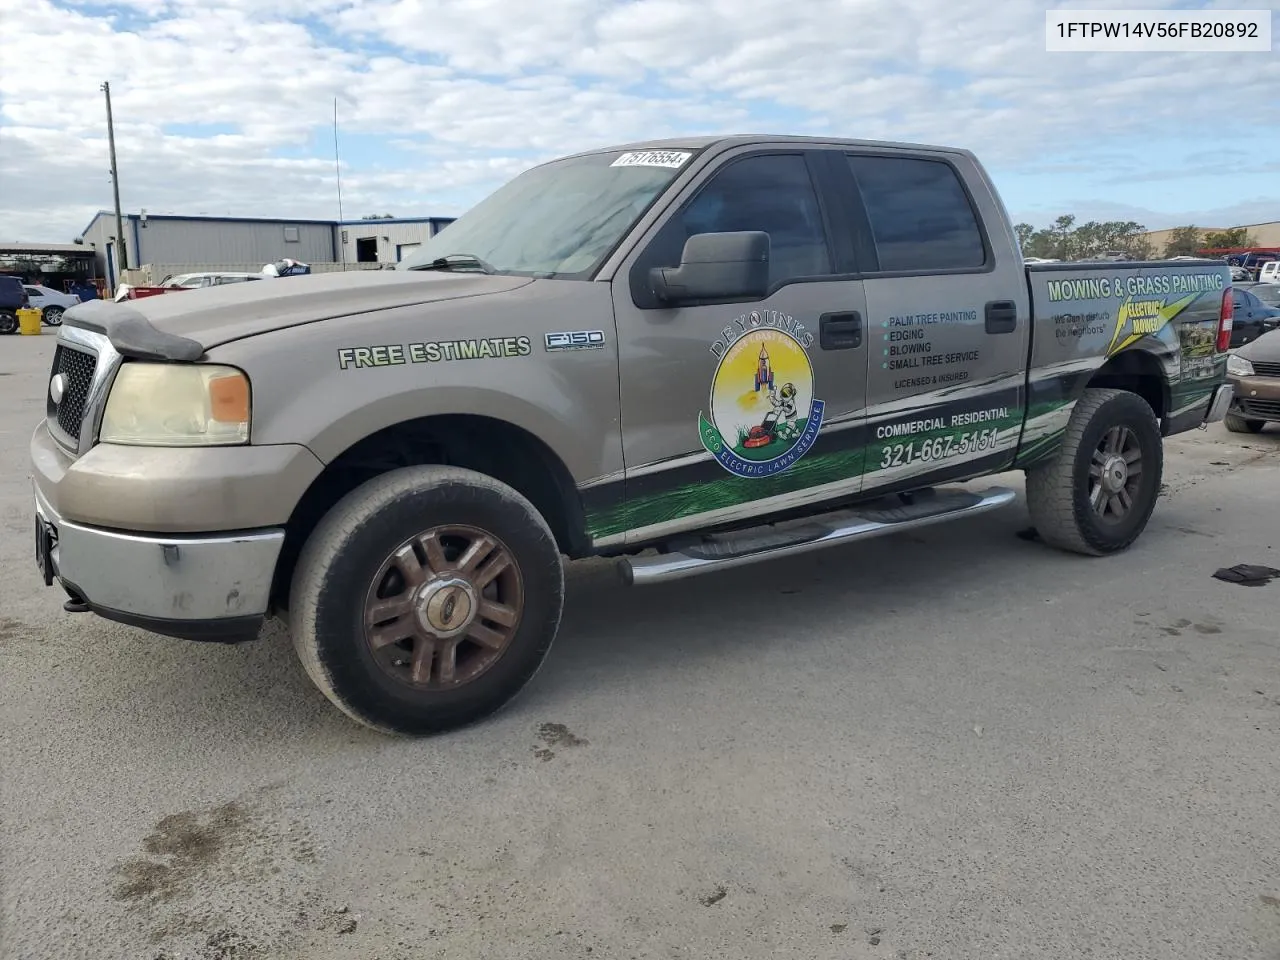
[698,328,825,478]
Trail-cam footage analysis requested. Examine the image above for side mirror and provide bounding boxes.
[650,231,769,304]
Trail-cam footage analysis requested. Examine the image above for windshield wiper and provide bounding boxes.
[406,253,498,275]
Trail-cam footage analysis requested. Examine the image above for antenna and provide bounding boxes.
[333,97,347,271]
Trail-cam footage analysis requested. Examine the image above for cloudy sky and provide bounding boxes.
[1,0,1277,244]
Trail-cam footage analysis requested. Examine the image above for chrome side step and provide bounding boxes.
[618,486,1018,586]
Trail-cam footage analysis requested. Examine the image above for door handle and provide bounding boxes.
[984,300,1017,334]
[819,311,862,350]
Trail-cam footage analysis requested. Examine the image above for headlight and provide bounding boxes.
[100,362,250,446]
[1226,354,1254,378]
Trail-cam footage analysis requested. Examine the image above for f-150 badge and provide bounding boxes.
[698,328,825,478]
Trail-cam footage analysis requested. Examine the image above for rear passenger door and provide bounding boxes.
[833,150,1031,492]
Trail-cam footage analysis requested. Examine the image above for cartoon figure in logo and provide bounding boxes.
[742,381,800,448]
[770,382,800,440]
[698,329,826,478]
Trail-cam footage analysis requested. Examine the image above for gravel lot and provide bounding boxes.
[2,330,1279,960]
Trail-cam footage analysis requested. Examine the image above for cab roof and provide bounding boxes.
[563,133,972,161]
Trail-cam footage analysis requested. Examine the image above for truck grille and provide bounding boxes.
[1239,398,1280,420]
[47,343,98,444]
[1249,360,1280,378]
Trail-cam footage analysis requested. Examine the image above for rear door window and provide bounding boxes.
[846,155,987,272]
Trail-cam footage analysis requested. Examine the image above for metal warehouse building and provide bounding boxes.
[79,211,455,291]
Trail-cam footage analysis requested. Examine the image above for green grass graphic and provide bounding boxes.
[587,400,1070,540]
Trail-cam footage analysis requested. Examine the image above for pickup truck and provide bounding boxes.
[30,134,1235,736]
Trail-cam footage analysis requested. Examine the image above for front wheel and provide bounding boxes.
[42,306,64,326]
[0,311,17,335]
[1025,388,1164,557]
[1223,412,1265,434]
[289,465,565,736]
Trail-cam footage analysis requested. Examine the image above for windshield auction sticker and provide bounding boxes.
[610,150,692,168]
[698,327,825,478]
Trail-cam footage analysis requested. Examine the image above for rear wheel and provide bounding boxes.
[0,311,17,335]
[1223,412,1265,434]
[289,465,564,736]
[1025,388,1163,557]
[42,306,64,326]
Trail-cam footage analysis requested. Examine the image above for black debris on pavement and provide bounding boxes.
[1212,564,1280,587]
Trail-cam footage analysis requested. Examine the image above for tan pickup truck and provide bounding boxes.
[31,134,1235,735]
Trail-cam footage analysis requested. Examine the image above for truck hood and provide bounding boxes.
[62,270,534,361]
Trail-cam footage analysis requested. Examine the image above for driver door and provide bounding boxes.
[607,147,870,546]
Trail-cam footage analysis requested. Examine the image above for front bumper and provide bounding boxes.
[34,482,284,643]
[1228,374,1280,422]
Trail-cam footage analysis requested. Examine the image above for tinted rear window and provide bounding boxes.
[847,155,987,272]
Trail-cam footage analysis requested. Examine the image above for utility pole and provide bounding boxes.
[101,81,127,275]
[333,97,347,271]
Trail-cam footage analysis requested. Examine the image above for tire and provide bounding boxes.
[0,311,17,335]
[1025,388,1163,557]
[42,306,64,326]
[289,465,565,736]
[1223,413,1265,434]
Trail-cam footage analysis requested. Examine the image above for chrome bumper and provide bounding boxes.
[34,482,284,641]
[1204,382,1235,424]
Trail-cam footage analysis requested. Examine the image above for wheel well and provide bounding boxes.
[271,415,588,610]
[1086,350,1168,419]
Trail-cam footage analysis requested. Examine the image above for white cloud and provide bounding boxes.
[1,0,1278,243]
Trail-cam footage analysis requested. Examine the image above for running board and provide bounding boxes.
[617,486,1018,586]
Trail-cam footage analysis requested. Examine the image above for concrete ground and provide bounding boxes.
[2,330,1279,960]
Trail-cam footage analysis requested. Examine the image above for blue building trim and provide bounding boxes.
[335,216,456,226]
[76,211,458,260]
[81,211,109,240]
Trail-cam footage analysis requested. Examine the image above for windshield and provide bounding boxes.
[1251,284,1280,306]
[397,148,699,278]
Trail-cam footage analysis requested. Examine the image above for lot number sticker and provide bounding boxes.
[610,150,692,168]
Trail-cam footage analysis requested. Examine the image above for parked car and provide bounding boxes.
[23,284,81,326]
[1228,252,1280,282]
[0,275,31,334]
[114,270,274,301]
[1230,286,1280,346]
[113,283,190,302]
[1226,329,1280,432]
[156,271,265,289]
[1241,282,1280,309]
[31,133,1235,735]
[1259,260,1280,284]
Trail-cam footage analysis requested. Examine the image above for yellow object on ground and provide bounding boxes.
[17,308,42,336]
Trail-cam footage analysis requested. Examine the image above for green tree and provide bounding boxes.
[1203,226,1256,249]
[1162,226,1203,257]
[1017,215,1152,260]
[1014,222,1035,252]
